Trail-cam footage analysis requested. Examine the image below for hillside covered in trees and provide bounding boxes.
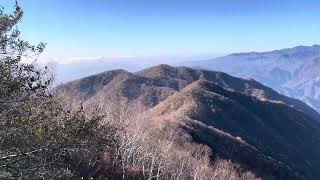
[58,64,320,180]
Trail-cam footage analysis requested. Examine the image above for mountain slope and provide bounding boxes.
[137,64,320,121]
[56,65,320,179]
[143,80,320,179]
[183,45,320,113]
[57,64,320,121]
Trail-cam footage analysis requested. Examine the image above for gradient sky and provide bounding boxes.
[2,0,320,62]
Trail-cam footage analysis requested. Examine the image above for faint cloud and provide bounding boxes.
[62,56,104,64]
[39,55,136,65]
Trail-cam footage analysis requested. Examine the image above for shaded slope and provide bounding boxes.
[144,80,320,180]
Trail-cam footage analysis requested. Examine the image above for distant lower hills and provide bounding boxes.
[183,45,320,113]
[57,64,320,180]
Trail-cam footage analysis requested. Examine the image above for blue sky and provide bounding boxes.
[2,0,320,62]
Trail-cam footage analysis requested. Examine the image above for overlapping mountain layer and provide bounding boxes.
[57,65,320,180]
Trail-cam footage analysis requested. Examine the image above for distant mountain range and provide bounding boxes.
[57,65,320,180]
[56,45,320,115]
[183,45,320,113]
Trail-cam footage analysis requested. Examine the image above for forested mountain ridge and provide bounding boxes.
[58,64,320,121]
[57,64,320,180]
